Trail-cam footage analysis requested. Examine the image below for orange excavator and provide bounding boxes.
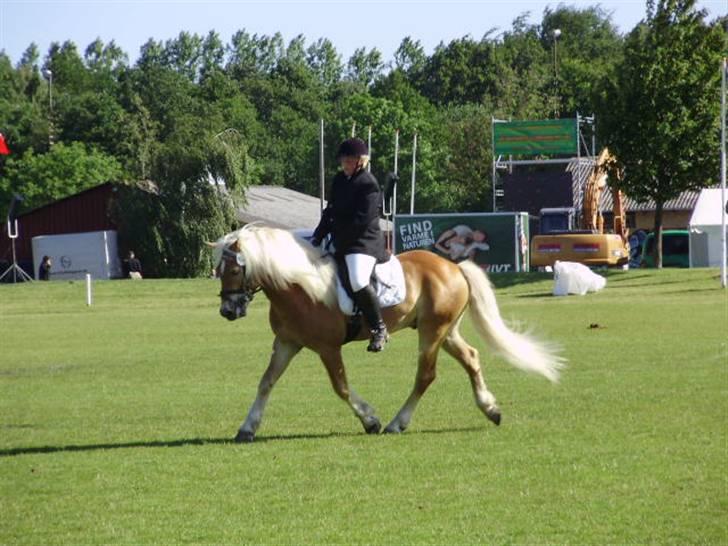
[530,148,630,268]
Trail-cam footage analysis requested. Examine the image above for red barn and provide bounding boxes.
[0,183,118,276]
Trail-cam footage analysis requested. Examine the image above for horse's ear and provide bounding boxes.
[205,241,218,248]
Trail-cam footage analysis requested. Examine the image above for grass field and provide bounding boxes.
[1,268,726,544]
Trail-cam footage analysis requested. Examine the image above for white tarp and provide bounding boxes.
[553,261,607,296]
[32,230,122,280]
[689,189,727,268]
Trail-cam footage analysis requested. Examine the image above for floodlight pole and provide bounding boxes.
[492,117,497,212]
[319,118,325,212]
[409,133,418,215]
[383,129,399,252]
[552,29,561,118]
[720,58,726,288]
[367,125,372,173]
[42,68,54,146]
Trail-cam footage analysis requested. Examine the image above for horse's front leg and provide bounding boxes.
[319,348,381,434]
[234,336,301,443]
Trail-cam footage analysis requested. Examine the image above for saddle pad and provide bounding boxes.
[336,255,406,316]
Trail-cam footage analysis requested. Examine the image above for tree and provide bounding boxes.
[0,52,49,158]
[162,31,204,81]
[489,15,554,119]
[540,5,623,116]
[0,142,123,217]
[598,0,726,267]
[84,38,128,74]
[200,30,225,81]
[432,104,494,211]
[346,47,384,88]
[306,38,342,88]
[393,37,426,75]
[418,37,494,105]
[113,126,252,277]
[44,41,89,94]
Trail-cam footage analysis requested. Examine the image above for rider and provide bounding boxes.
[311,137,389,352]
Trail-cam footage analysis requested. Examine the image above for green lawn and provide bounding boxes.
[1,269,726,544]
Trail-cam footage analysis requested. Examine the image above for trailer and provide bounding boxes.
[31,230,123,280]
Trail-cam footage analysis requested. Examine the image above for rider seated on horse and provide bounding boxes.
[311,137,389,352]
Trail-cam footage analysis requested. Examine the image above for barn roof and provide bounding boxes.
[567,158,701,213]
[238,185,391,231]
[238,185,325,229]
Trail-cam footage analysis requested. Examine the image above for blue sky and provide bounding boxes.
[0,0,724,65]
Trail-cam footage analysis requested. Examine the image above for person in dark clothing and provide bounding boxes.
[38,256,51,281]
[311,137,389,352]
[126,251,143,279]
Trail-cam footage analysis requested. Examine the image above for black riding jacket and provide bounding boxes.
[313,168,387,262]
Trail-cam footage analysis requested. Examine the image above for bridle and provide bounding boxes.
[218,246,262,302]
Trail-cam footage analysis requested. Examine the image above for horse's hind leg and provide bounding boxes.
[442,323,501,425]
[384,325,447,434]
[319,348,381,434]
[235,336,301,443]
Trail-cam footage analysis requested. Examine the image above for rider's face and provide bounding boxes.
[340,156,359,177]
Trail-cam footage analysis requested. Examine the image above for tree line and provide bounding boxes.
[0,0,724,274]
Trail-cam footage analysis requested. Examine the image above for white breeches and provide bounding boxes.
[345,253,377,292]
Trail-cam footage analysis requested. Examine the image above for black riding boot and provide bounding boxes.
[352,285,389,352]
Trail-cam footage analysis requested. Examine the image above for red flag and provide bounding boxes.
[0,133,9,155]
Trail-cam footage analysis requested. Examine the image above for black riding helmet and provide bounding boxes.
[336,137,368,159]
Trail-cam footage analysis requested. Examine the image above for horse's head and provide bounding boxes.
[211,239,259,321]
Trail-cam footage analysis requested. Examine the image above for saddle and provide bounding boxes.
[334,254,406,316]
[292,229,407,342]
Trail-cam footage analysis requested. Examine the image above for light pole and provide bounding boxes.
[552,29,561,118]
[42,68,54,146]
[42,68,53,112]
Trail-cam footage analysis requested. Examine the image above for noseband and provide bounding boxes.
[219,247,262,302]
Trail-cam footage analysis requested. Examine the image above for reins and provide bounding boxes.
[218,286,262,299]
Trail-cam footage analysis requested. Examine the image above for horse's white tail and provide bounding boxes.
[458,260,565,383]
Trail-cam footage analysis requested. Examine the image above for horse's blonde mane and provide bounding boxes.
[215,225,338,308]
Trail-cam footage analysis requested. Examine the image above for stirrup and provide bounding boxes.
[367,325,389,352]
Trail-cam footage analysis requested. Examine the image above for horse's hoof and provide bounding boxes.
[383,423,406,434]
[234,430,255,443]
[486,408,502,426]
[365,419,381,435]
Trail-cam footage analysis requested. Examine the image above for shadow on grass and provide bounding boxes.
[663,287,724,295]
[489,273,552,289]
[0,426,486,457]
[515,292,555,298]
[0,437,233,457]
[604,272,652,282]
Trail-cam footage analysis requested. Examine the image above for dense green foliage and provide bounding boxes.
[0,2,724,274]
[0,141,123,211]
[1,269,725,543]
[598,0,727,267]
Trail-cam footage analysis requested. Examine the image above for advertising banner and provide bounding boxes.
[394,213,530,273]
[493,119,578,156]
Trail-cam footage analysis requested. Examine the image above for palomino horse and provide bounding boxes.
[211,225,564,442]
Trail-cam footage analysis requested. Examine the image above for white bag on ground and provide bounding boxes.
[553,261,607,296]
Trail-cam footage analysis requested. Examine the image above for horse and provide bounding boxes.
[211,225,564,442]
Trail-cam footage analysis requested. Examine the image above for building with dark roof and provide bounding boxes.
[0,183,118,274]
[238,185,325,229]
[502,158,701,231]
[238,185,391,232]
